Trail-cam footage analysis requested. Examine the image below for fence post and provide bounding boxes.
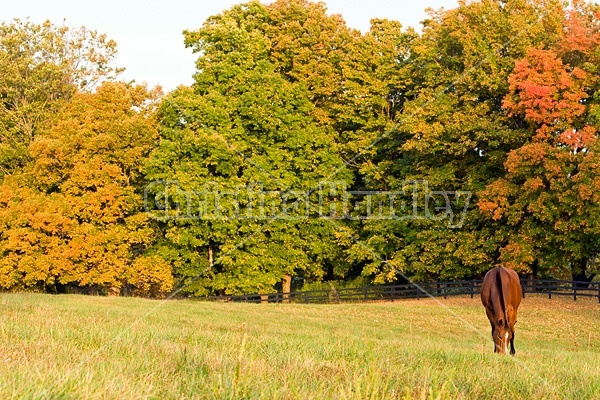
[574,286,577,301]
[363,287,368,301]
[470,281,474,299]
[443,282,447,299]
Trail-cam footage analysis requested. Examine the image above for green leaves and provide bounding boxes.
[3,0,600,296]
[146,0,355,295]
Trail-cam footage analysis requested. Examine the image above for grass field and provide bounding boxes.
[0,293,598,399]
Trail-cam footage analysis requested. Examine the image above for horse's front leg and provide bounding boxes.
[510,332,516,356]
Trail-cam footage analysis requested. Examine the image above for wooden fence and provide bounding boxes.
[200,279,600,304]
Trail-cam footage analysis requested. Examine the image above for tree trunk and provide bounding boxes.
[325,263,334,281]
[208,245,214,268]
[572,258,596,288]
[282,274,292,303]
[530,259,539,292]
[531,259,538,279]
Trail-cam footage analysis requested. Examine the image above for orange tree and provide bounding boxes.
[347,0,570,281]
[479,1,600,282]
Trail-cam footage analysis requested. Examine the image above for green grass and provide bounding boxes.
[0,293,598,399]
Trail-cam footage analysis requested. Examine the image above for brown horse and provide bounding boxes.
[481,266,522,355]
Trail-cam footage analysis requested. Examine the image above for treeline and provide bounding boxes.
[1,0,599,297]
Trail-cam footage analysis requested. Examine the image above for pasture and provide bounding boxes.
[0,293,598,399]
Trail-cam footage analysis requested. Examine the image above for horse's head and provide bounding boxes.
[493,319,513,355]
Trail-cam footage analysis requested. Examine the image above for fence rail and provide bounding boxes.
[200,279,600,304]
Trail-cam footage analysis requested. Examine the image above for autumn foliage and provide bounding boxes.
[478,0,600,280]
[1,0,600,297]
[0,82,171,296]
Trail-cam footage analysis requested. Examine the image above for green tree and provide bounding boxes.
[146,1,353,295]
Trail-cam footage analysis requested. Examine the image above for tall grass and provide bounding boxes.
[0,293,598,399]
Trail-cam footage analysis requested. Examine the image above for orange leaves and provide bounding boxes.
[558,126,597,153]
[485,27,600,275]
[489,7,600,277]
[478,179,514,222]
[504,49,588,126]
[0,182,73,288]
[502,2,599,156]
[525,176,545,191]
[558,2,600,56]
[578,183,594,201]
[126,256,174,298]
[499,240,535,274]
[505,142,547,174]
[478,200,506,221]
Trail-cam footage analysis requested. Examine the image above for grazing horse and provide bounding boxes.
[481,266,522,355]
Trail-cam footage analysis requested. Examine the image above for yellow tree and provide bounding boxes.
[0,82,171,296]
[0,19,121,178]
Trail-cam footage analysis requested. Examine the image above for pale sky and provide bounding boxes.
[2,0,458,91]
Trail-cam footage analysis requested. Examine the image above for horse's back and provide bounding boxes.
[481,266,522,309]
[498,267,522,309]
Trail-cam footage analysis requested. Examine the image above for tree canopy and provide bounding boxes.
[2,0,600,297]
